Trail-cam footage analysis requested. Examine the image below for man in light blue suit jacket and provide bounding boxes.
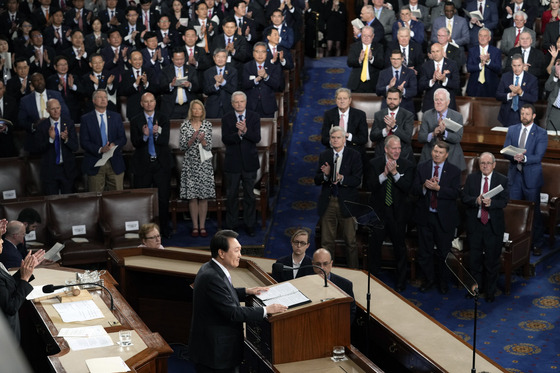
[430,2,470,47]
[465,0,499,47]
[466,27,502,97]
[503,103,548,252]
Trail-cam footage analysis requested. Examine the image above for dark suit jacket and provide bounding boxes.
[129,111,173,175]
[543,20,560,52]
[272,255,314,282]
[444,43,465,71]
[64,7,93,34]
[505,47,545,78]
[31,6,58,30]
[79,70,118,112]
[242,60,281,116]
[84,32,109,55]
[322,106,368,153]
[497,71,538,127]
[188,260,264,370]
[118,68,157,119]
[0,96,18,157]
[504,122,548,189]
[141,47,171,79]
[0,240,23,269]
[118,23,146,48]
[502,2,537,30]
[34,115,78,185]
[159,63,200,114]
[210,33,251,72]
[314,146,363,218]
[100,45,127,81]
[0,265,33,340]
[235,16,259,44]
[466,44,502,97]
[156,28,180,50]
[98,8,126,33]
[203,64,237,118]
[0,11,25,40]
[46,73,83,123]
[346,41,385,91]
[79,109,126,176]
[385,40,425,71]
[466,0,499,45]
[6,76,32,102]
[418,57,459,112]
[26,45,56,78]
[391,19,424,45]
[412,159,461,232]
[329,272,356,324]
[370,107,415,163]
[221,110,261,172]
[263,23,295,49]
[375,66,417,115]
[43,24,72,52]
[462,170,509,236]
[368,155,414,222]
[61,46,91,77]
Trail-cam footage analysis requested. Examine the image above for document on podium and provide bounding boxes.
[256,282,311,308]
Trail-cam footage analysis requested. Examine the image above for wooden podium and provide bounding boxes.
[246,275,353,365]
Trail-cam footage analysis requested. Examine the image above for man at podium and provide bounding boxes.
[189,230,287,372]
[312,248,357,324]
[271,229,315,282]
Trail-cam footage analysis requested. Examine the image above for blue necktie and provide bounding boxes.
[54,122,61,165]
[512,76,520,112]
[100,113,108,145]
[147,116,156,157]
[395,69,399,82]
[238,114,244,122]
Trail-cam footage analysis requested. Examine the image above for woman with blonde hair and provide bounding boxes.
[138,223,165,249]
[179,100,215,237]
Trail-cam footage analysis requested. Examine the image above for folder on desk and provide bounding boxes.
[255,282,311,309]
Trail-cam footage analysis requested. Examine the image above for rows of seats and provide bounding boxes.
[0,189,159,267]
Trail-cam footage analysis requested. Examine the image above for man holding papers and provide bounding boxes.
[189,230,287,372]
[503,104,548,255]
[462,152,509,302]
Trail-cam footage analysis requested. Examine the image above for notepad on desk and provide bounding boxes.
[256,282,311,308]
[86,356,130,373]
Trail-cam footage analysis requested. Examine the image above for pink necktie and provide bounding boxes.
[339,113,344,131]
[481,177,489,224]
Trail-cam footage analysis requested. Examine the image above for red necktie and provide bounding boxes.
[78,10,83,31]
[258,65,263,70]
[144,11,149,30]
[480,176,489,224]
[430,165,439,209]
[61,75,66,95]
[478,2,483,15]
[515,28,521,45]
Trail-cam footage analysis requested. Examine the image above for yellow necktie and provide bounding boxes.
[177,69,185,105]
[447,19,453,34]
[361,47,369,82]
[40,94,46,117]
[478,48,486,84]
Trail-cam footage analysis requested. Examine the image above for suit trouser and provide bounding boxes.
[417,212,454,285]
[88,162,124,192]
[508,170,544,247]
[320,197,359,269]
[42,164,74,195]
[225,171,257,229]
[133,160,171,232]
[467,219,502,296]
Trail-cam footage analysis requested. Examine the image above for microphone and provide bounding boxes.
[272,263,328,287]
[42,283,114,310]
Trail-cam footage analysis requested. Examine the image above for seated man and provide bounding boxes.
[312,248,356,324]
[0,221,44,270]
[272,229,315,282]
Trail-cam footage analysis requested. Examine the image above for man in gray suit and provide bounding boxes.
[545,64,560,131]
[418,88,466,170]
[373,0,396,42]
[430,2,469,47]
[500,11,536,56]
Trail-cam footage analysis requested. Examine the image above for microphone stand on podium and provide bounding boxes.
[445,251,480,373]
[343,200,383,357]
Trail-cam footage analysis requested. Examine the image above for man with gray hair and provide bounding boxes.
[221,91,261,236]
[500,11,535,55]
[466,27,502,98]
[462,152,508,302]
[353,5,385,44]
[504,31,545,79]
[314,126,363,269]
[347,25,384,93]
[434,27,464,71]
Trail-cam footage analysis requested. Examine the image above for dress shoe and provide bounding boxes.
[438,282,449,295]
[246,227,255,237]
[191,229,199,238]
[419,281,434,293]
[199,228,208,238]
[533,246,542,256]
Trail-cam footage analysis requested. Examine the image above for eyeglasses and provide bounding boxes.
[479,162,494,166]
[145,235,160,240]
[291,240,308,247]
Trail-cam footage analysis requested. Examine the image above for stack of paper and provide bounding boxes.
[58,325,114,351]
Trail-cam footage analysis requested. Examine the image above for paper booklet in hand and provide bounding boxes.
[443,118,463,132]
[483,184,504,199]
[500,145,525,156]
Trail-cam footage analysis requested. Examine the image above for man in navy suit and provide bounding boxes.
[160,48,200,119]
[367,136,414,292]
[192,2,219,51]
[413,141,461,294]
[100,29,128,83]
[98,0,125,33]
[392,7,424,45]
[312,248,356,323]
[430,2,470,47]
[418,42,459,112]
[0,0,25,41]
[138,0,160,32]
[503,104,548,255]
[34,98,78,195]
[155,15,179,50]
[242,42,281,118]
[203,49,238,118]
[232,0,259,45]
[118,6,146,49]
[353,5,385,45]
[26,29,56,79]
[64,0,92,34]
[504,31,545,79]
[497,54,538,127]
[43,9,72,53]
[119,51,157,120]
[46,55,83,123]
[465,0,499,48]
[462,152,509,302]
[386,27,424,74]
[466,27,502,98]
[347,25,385,93]
[265,28,294,91]
[377,50,417,115]
[80,53,117,113]
[189,230,287,372]
[315,126,363,269]
[79,89,126,192]
[263,9,294,49]
[141,31,170,80]
[371,88,415,164]
[210,18,251,75]
[61,30,91,77]
[222,91,261,235]
[272,229,315,282]
[181,28,213,85]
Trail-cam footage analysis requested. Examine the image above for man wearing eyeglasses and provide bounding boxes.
[312,248,356,324]
[462,152,508,303]
[272,229,314,282]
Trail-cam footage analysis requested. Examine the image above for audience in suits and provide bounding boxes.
[430,2,470,47]
[500,11,536,55]
[465,0,499,48]
[377,51,417,115]
[386,27,425,74]
[347,25,385,93]
[434,27,465,71]
[203,49,237,118]
[160,48,199,119]
[466,27,502,98]
[272,229,315,282]
[418,42,459,112]
[392,7,424,46]
[504,31,545,79]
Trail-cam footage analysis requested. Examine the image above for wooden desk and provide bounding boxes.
[20,267,172,373]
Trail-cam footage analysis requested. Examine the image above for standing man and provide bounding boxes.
[79,89,126,192]
[272,229,314,282]
[466,28,502,98]
[413,141,461,294]
[119,50,157,120]
[504,31,545,79]
[160,48,200,119]
[203,49,238,118]
[222,91,261,236]
[189,230,287,372]
[545,61,560,130]
[315,126,363,269]
[347,25,385,93]
[377,50,417,115]
[503,104,548,255]
[130,92,173,238]
[430,2,470,48]
[34,98,78,195]
[353,5,385,44]
[419,43,459,113]
[465,0,499,48]
[386,27,425,75]
[367,136,414,292]
[418,88,465,170]
[371,87,415,164]
[462,152,509,302]
[210,18,251,74]
[0,81,18,158]
[497,54,538,127]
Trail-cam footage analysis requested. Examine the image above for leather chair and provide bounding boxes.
[350,94,383,126]
[455,96,475,126]
[0,157,27,200]
[1,198,49,250]
[471,100,502,128]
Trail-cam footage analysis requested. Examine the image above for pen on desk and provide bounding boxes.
[320,297,335,302]
[339,366,348,373]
